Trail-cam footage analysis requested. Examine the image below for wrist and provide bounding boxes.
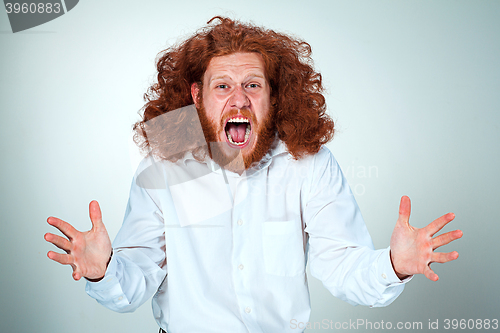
[389,249,410,280]
[85,249,113,282]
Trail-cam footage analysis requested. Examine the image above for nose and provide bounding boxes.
[229,86,250,109]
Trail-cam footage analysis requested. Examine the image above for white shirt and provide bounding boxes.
[86,141,408,333]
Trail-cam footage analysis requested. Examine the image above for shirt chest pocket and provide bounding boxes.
[262,220,305,277]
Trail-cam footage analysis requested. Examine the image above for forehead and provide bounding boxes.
[204,52,266,81]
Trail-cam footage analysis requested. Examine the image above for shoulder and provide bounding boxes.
[315,145,335,161]
[271,143,339,172]
[133,156,171,190]
[306,146,344,183]
[304,145,339,170]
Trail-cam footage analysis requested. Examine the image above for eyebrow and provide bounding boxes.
[209,73,266,84]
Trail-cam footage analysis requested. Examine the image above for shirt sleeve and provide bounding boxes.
[304,148,411,307]
[85,158,167,313]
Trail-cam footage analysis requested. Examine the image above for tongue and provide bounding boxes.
[227,123,247,143]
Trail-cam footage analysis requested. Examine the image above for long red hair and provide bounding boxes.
[134,16,334,161]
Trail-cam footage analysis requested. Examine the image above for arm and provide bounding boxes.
[304,148,408,307]
[46,159,167,313]
[85,171,167,313]
[304,149,463,307]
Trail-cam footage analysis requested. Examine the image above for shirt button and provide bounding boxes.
[382,273,387,279]
[118,296,123,301]
[245,307,251,313]
[238,264,244,270]
[237,219,243,226]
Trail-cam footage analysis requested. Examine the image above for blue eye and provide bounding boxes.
[217,84,228,89]
[247,83,259,88]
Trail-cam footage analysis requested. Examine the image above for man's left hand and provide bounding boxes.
[390,195,463,281]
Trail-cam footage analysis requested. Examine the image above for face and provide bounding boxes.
[191,52,275,172]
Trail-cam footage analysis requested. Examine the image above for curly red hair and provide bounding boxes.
[134,16,334,161]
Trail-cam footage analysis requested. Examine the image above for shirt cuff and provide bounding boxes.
[85,255,130,308]
[377,247,413,286]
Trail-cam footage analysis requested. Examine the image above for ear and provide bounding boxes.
[191,82,201,107]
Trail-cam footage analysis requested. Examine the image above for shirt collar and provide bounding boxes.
[178,137,288,175]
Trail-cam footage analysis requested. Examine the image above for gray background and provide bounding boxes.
[1,1,498,332]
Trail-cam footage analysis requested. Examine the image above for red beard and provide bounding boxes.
[196,101,276,171]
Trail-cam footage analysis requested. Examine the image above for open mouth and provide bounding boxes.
[224,116,252,147]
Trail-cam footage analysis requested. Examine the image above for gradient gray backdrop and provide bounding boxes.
[1,1,498,332]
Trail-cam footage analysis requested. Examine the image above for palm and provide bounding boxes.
[390,196,463,281]
[45,201,112,281]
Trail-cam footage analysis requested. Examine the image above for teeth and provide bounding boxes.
[227,117,249,123]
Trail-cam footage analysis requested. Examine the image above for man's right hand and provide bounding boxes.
[45,200,112,281]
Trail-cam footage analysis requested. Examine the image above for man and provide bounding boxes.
[45,17,462,332]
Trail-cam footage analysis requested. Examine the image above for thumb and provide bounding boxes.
[89,200,103,229]
[398,195,411,226]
